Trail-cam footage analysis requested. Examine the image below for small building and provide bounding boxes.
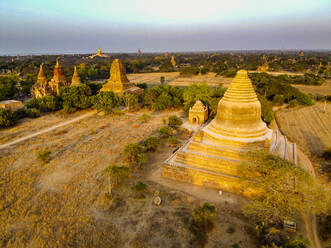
[189,100,208,124]
[0,100,23,111]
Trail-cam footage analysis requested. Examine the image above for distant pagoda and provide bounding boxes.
[71,66,82,86]
[90,48,108,58]
[100,59,143,96]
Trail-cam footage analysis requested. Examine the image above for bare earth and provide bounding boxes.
[0,110,257,247]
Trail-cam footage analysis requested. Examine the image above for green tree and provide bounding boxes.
[26,96,62,112]
[168,115,183,128]
[143,136,160,152]
[122,94,138,112]
[59,85,92,113]
[159,60,174,72]
[122,143,146,167]
[258,95,274,125]
[238,151,330,224]
[0,75,18,100]
[103,164,131,196]
[159,126,173,138]
[91,91,120,114]
[0,108,15,127]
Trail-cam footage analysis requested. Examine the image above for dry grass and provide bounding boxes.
[0,110,256,247]
[127,72,233,87]
[276,102,331,157]
[292,79,331,95]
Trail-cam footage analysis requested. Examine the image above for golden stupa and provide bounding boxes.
[71,66,82,86]
[162,70,273,195]
[100,59,143,96]
[31,64,52,98]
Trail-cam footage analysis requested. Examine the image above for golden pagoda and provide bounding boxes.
[71,66,82,86]
[90,48,108,58]
[171,56,176,67]
[189,100,208,124]
[48,59,69,95]
[162,70,273,195]
[100,59,143,96]
[31,64,53,98]
[257,63,269,72]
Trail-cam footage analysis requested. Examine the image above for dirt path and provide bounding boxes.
[0,111,96,150]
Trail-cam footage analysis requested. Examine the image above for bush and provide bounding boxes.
[144,136,160,152]
[131,181,147,191]
[295,92,314,106]
[139,113,151,123]
[14,108,40,119]
[286,235,310,248]
[272,95,284,106]
[143,85,183,110]
[136,83,147,90]
[25,108,41,118]
[91,91,120,114]
[168,115,182,128]
[159,126,173,138]
[34,149,51,164]
[166,136,179,146]
[288,99,298,108]
[122,94,138,112]
[258,95,274,125]
[226,227,235,234]
[26,96,62,112]
[0,108,15,127]
[59,85,92,113]
[122,143,146,167]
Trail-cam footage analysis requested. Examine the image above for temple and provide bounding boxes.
[71,66,82,86]
[31,60,69,97]
[100,59,143,96]
[257,63,269,72]
[48,59,69,95]
[31,64,52,98]
[90,48,108,58]
[162,70,274,195]
[189,100,208,125]
[171,56,176,67]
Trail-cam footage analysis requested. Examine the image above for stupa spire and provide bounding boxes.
[71,66,82,86]
[38,64,46,79]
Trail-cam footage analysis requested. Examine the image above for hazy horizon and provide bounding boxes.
[1,0,331,55]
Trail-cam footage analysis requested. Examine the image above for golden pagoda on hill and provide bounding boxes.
[71,66,82,86]
[100,59,143,96]
[90,48,108,58]
[162,70,273,195]
[48,59,69,95]
[31,64,52,98]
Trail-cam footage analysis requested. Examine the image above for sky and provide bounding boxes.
[0,0,330,55]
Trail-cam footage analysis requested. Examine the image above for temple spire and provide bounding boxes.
[71,66,82,86]
[38,64,46,79]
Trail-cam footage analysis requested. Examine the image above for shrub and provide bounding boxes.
[131,181,147,191]
[179,66,199,77]
[295,92,314,106]
[26,96,62,112]
[0,108,15,127]
[288,99,298,108]
[34,149,51,164]
[91,91,120,114]
[136,83,147,90]
[226,227,235,234]
[166,136,179,146]
[258,95,274,125]
[168,115,183,128]
[160,76,165,85]
[159,126,173,138]
[143,85,183,110]
[285,235,310,248]
[122,143,146,167]
[144,136,160,152]
[25,108,41,118]
[272,95,284,106]
[139,113,151,123]
[13,108,40,119]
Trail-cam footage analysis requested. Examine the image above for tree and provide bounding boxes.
[258,95,274,125]
[159,60,174,72]
[91,91,120,114]
[0,108,15,127]
[122,143,146,167]
[139,113,151,123]
[59,85,92,113]
[168,115,182,128]
[238,151,330,224]
[159,126,173,138]
[143,85,183,110]
[0,75,18,100]
[143,136,160,152]
[103,164,131,196]
[122,94,138,112]
[26,96,62,112]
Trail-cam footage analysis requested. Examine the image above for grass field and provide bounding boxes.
[0,110,256,247]
[128,72,233,87]
[276,102,331,157]
[292,79,331,95]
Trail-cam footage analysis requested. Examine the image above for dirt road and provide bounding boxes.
[0,111,96,150]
